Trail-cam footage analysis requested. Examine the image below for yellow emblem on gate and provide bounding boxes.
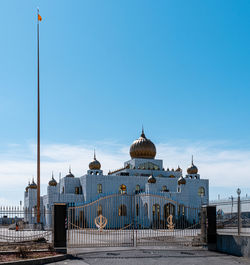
[167,214,175,231]
[94,214,107,232]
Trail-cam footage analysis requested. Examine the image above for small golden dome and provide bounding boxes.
[89,151,101,170]
[187,156,198,174]
[176,166,182,172]
[29,179,37,189]
[178,176,186,185]
[148,175,156,184]
[66,167,75,178]
[130,128,156,159]
[49,173,57,186]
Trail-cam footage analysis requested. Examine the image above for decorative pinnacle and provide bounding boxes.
[94,149,96,160]
[191,155,194,165]
[69,165,71,173]
[141,125,145,138]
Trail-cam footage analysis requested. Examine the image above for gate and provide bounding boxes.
[67,194,203,248]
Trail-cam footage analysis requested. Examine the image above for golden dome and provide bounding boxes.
[187,156,198,174]
[66,167,75,178]
[48,173,57,186]
[29,179,37,189]
[176,166,182,172]
[178,176,186,185]
[89,151,101,170]
[130,129,156,159]
[148,175,156,183]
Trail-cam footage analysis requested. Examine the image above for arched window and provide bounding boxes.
[178,204,185,216]
[144,203,148,216]
[118,204,127,216]
[97,184,102,194]
[97,205,102,216]
[75,187,79,194]
[119,184,127,194]
[198,187,205,197]
[152,204,160,218]
[135,185,140,194]
[136,203,139,216]
[162,185,168,192]
[164,203,175,219]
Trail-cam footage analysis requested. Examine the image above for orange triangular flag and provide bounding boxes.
[38,14,42,21]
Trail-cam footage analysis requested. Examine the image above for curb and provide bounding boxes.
[0,254,71,265]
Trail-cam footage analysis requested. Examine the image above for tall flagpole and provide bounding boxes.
[37,7,41,224]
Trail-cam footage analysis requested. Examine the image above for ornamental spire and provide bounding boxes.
[141,125,145,138]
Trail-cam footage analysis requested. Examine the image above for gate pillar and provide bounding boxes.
[53,203,67,253]
[200,206,207,243]
[206,206,217,251]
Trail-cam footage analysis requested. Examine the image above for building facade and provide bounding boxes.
[24,130,209,228]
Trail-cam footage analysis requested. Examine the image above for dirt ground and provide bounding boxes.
[0,241,57,262]
[0,251,58,262]
[0,241,51,251]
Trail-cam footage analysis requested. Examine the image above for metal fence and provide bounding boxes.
[210,195,250,235]
[0,206,53,244]
[67,193,204,248]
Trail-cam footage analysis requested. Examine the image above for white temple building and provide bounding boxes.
[24,129,209,228]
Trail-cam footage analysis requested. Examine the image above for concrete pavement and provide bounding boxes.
[49,246,250,265]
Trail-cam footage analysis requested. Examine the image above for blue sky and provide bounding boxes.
[1,0,250,204]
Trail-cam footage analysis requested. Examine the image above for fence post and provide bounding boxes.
[206,206,216,251]
[237,188,241,235]
[53,203,67,253]
[200,206,207,243]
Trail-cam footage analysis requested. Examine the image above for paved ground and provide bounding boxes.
[50,246,250,265]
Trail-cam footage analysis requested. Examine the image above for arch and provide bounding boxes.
[178,204,185,216]
[75,187,80,194]
[118,204,127,216]
[119,184,127,194]
[97,184,102,194]
[152,204,160,218]
[198,187,205,197]
[162,185,168,192]
[144,203,148,216]
[164,203,175,219]
[135,184,140,194]
[136,203,139,216]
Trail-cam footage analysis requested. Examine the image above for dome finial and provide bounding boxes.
[141,125,145,138]
[69,165,71,173]
[94,149,96,160]
[192,155,194,165]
